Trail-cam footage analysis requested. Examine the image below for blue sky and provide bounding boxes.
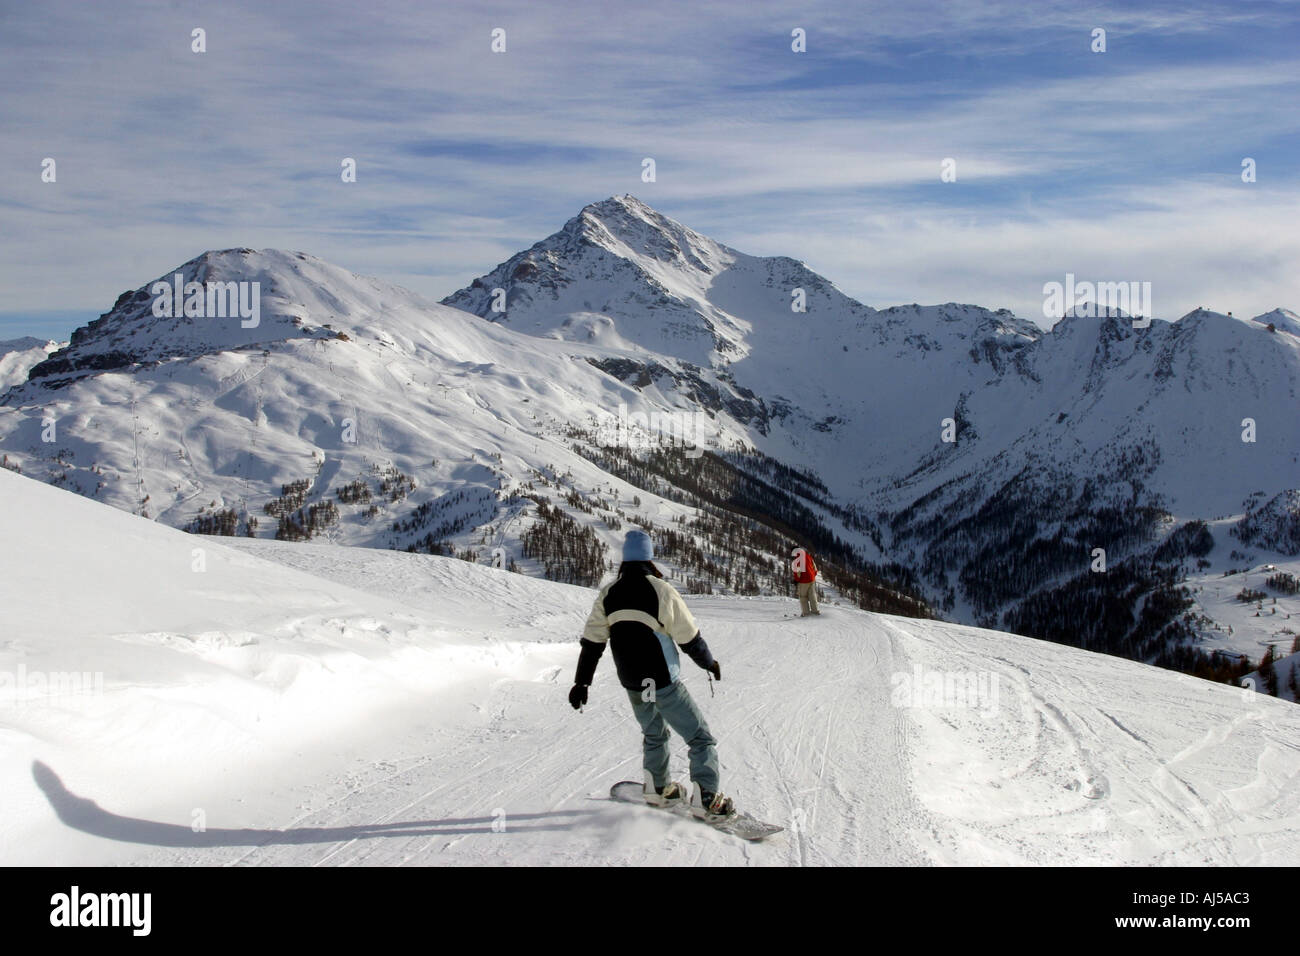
[1,0,1297,341]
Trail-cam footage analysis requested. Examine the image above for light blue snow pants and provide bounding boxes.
[626,680,720,795]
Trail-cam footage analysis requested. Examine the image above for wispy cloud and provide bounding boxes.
[0,0,1296,328]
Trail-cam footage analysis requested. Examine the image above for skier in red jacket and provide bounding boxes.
[791,547,820,616]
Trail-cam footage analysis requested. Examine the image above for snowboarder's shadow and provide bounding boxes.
[32,761,593,848]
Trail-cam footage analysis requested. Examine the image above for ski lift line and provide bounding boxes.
[129,393,149,515]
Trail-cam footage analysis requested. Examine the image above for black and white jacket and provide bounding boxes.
[575,569,715,692]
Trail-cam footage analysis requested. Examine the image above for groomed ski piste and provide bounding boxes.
[3,467,1298,867]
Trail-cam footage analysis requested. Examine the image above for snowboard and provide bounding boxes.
[609,780,784,842]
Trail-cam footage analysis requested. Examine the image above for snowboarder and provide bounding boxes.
[569,529,733,818]
[791,546,820,616]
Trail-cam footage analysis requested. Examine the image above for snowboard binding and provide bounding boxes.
[643,772,687,807]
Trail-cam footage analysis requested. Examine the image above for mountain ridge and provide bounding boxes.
[3,197,1298,690]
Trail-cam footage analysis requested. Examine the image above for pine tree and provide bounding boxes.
[1260,647,1278,696]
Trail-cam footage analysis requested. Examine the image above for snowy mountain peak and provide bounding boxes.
[1251,307,1300,336]
[442,197,1052,375]
[18,248,428,387]
[567,195,733,274]
[442,198,758,363]
[0,336,56,353]
[586,193,655,218]
[879,302,1041,340]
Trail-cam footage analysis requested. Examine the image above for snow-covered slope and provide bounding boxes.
[889,309,1300,517]
[1183,554,1300,698]
[875,308,1300,649]
[3,469,1296,866]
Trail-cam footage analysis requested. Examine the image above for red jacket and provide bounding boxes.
[792,549,817,583]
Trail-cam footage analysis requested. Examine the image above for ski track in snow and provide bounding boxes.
[128,592,934,868]
[880,618,1300,865]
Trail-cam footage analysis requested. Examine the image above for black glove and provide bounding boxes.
[707,662,721,681]
[569,684,588,709]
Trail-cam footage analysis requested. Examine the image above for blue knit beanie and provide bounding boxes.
[622,530,654,562]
